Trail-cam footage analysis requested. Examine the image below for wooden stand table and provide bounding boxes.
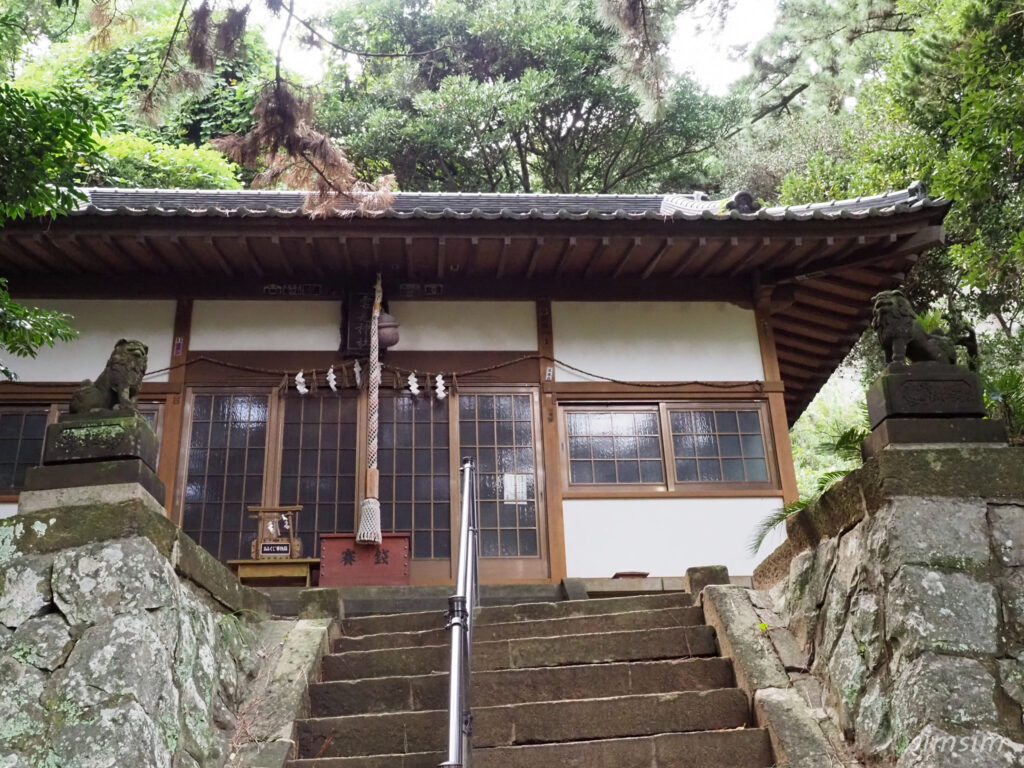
[228,558,319,587]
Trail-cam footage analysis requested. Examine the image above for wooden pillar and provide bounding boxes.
[756,288,799,504]
[159,299,192,522]
[536,301,566,582]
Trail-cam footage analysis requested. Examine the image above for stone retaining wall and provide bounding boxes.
[0,485,311,768]
[756,447,1024,767]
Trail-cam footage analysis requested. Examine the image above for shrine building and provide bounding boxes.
[0,185,948,581]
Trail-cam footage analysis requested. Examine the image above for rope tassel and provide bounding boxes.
[356,274,384,546]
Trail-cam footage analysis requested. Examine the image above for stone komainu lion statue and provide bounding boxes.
[69,339,149,414]
[871,290,957,366]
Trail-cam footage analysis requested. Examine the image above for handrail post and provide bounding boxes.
[440,458,478,768]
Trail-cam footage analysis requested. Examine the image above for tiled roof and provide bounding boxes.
[76,183,945,222]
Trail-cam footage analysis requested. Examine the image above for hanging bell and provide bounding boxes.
[377,311,400,349]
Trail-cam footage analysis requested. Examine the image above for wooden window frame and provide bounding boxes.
[176,387,276,546]
[558,399,783,500]
[455,386,547,562]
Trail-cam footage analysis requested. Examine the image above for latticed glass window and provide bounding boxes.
[563,402,773,490]
[279,393,359,558]
[0,407,48,492]
[459,393,540,558]
[669,408,768,483]
[378,393,451,559]
[182,393,268,561]
[565,408,665,485]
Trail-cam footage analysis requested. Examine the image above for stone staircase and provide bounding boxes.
[288,590,775,767]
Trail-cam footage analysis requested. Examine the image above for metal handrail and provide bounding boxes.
[440,458,479,768]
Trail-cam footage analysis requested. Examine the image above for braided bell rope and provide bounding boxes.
[356,273,384,544]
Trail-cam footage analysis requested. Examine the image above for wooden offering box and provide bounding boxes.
[320,533,411,586]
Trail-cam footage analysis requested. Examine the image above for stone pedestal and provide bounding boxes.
[863,363,1005,459]
[24,412,165,505]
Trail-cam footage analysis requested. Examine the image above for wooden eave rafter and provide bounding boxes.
[0,206,948,424]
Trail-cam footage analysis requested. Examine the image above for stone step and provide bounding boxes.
[335,583,570,618]
[321,625,718,681]
[295,689,751,759]
[260,586,304,617]
[310,657,735,717]
[286,728,774,768]
[340,591,695,636]
[333,605,705,652]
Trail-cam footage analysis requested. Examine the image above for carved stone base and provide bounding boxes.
[42,413,158,468]
[24,458,166,505]
[29,414,164,506]
[867,363,986,429]
[862,417,1007,460]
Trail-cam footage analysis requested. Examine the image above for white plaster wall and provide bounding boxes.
[389,302,537,351]
[563,497,784,577]
[190,300,341,351]
[0,503,18,520]
[10,299,176,383]
[551,302,763,382]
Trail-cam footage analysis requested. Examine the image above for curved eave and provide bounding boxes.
[0,194,950,424]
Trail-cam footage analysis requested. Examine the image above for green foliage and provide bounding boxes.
[16,14,273,148]
[318,0,740,192]
[743,0,913,116]
[774,0,1024,326]
[984,367,1024,444]
[82,132,242,189]
[750,375,870,556]
[0,278,77,381]
[0,82,106,223]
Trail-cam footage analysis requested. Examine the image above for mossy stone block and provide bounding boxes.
[43,413,159,470]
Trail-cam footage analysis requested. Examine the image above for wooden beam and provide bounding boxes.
[240,235,270,278]
[583,237,610,277]
[139,235,180,274]
[782,304,853,331]
[300,236,326,279]
[70,234,126,272]
[525,237,546,278]
[536,300,565,582]
[203,237,237,277]
[691,237,738,277]
[778,362,820,381]
[103,235,160,274]
[404,237,415,278]
[338,236,353,274]
[726,237,774,278]
[611,237,642,278]
[436,237,447,279]
[777,227,943,284]
[43,234,97,272]
[801,275,877,301]
[554,237,578,276]
[791,287,867,316]
[772,334,832,357]
[670,237,707,277]
[168,235,206,275]
[18,234,82,273]
[4,272,751,302]
[160,298,192,521]
[0,236,53,272]
[772,317,858,345]
[755,295,799,504]
[775,344,824,369]
[640,237,673,279]
[794,234,865,273]
[268,236,294,278]
[494,237,511,278]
